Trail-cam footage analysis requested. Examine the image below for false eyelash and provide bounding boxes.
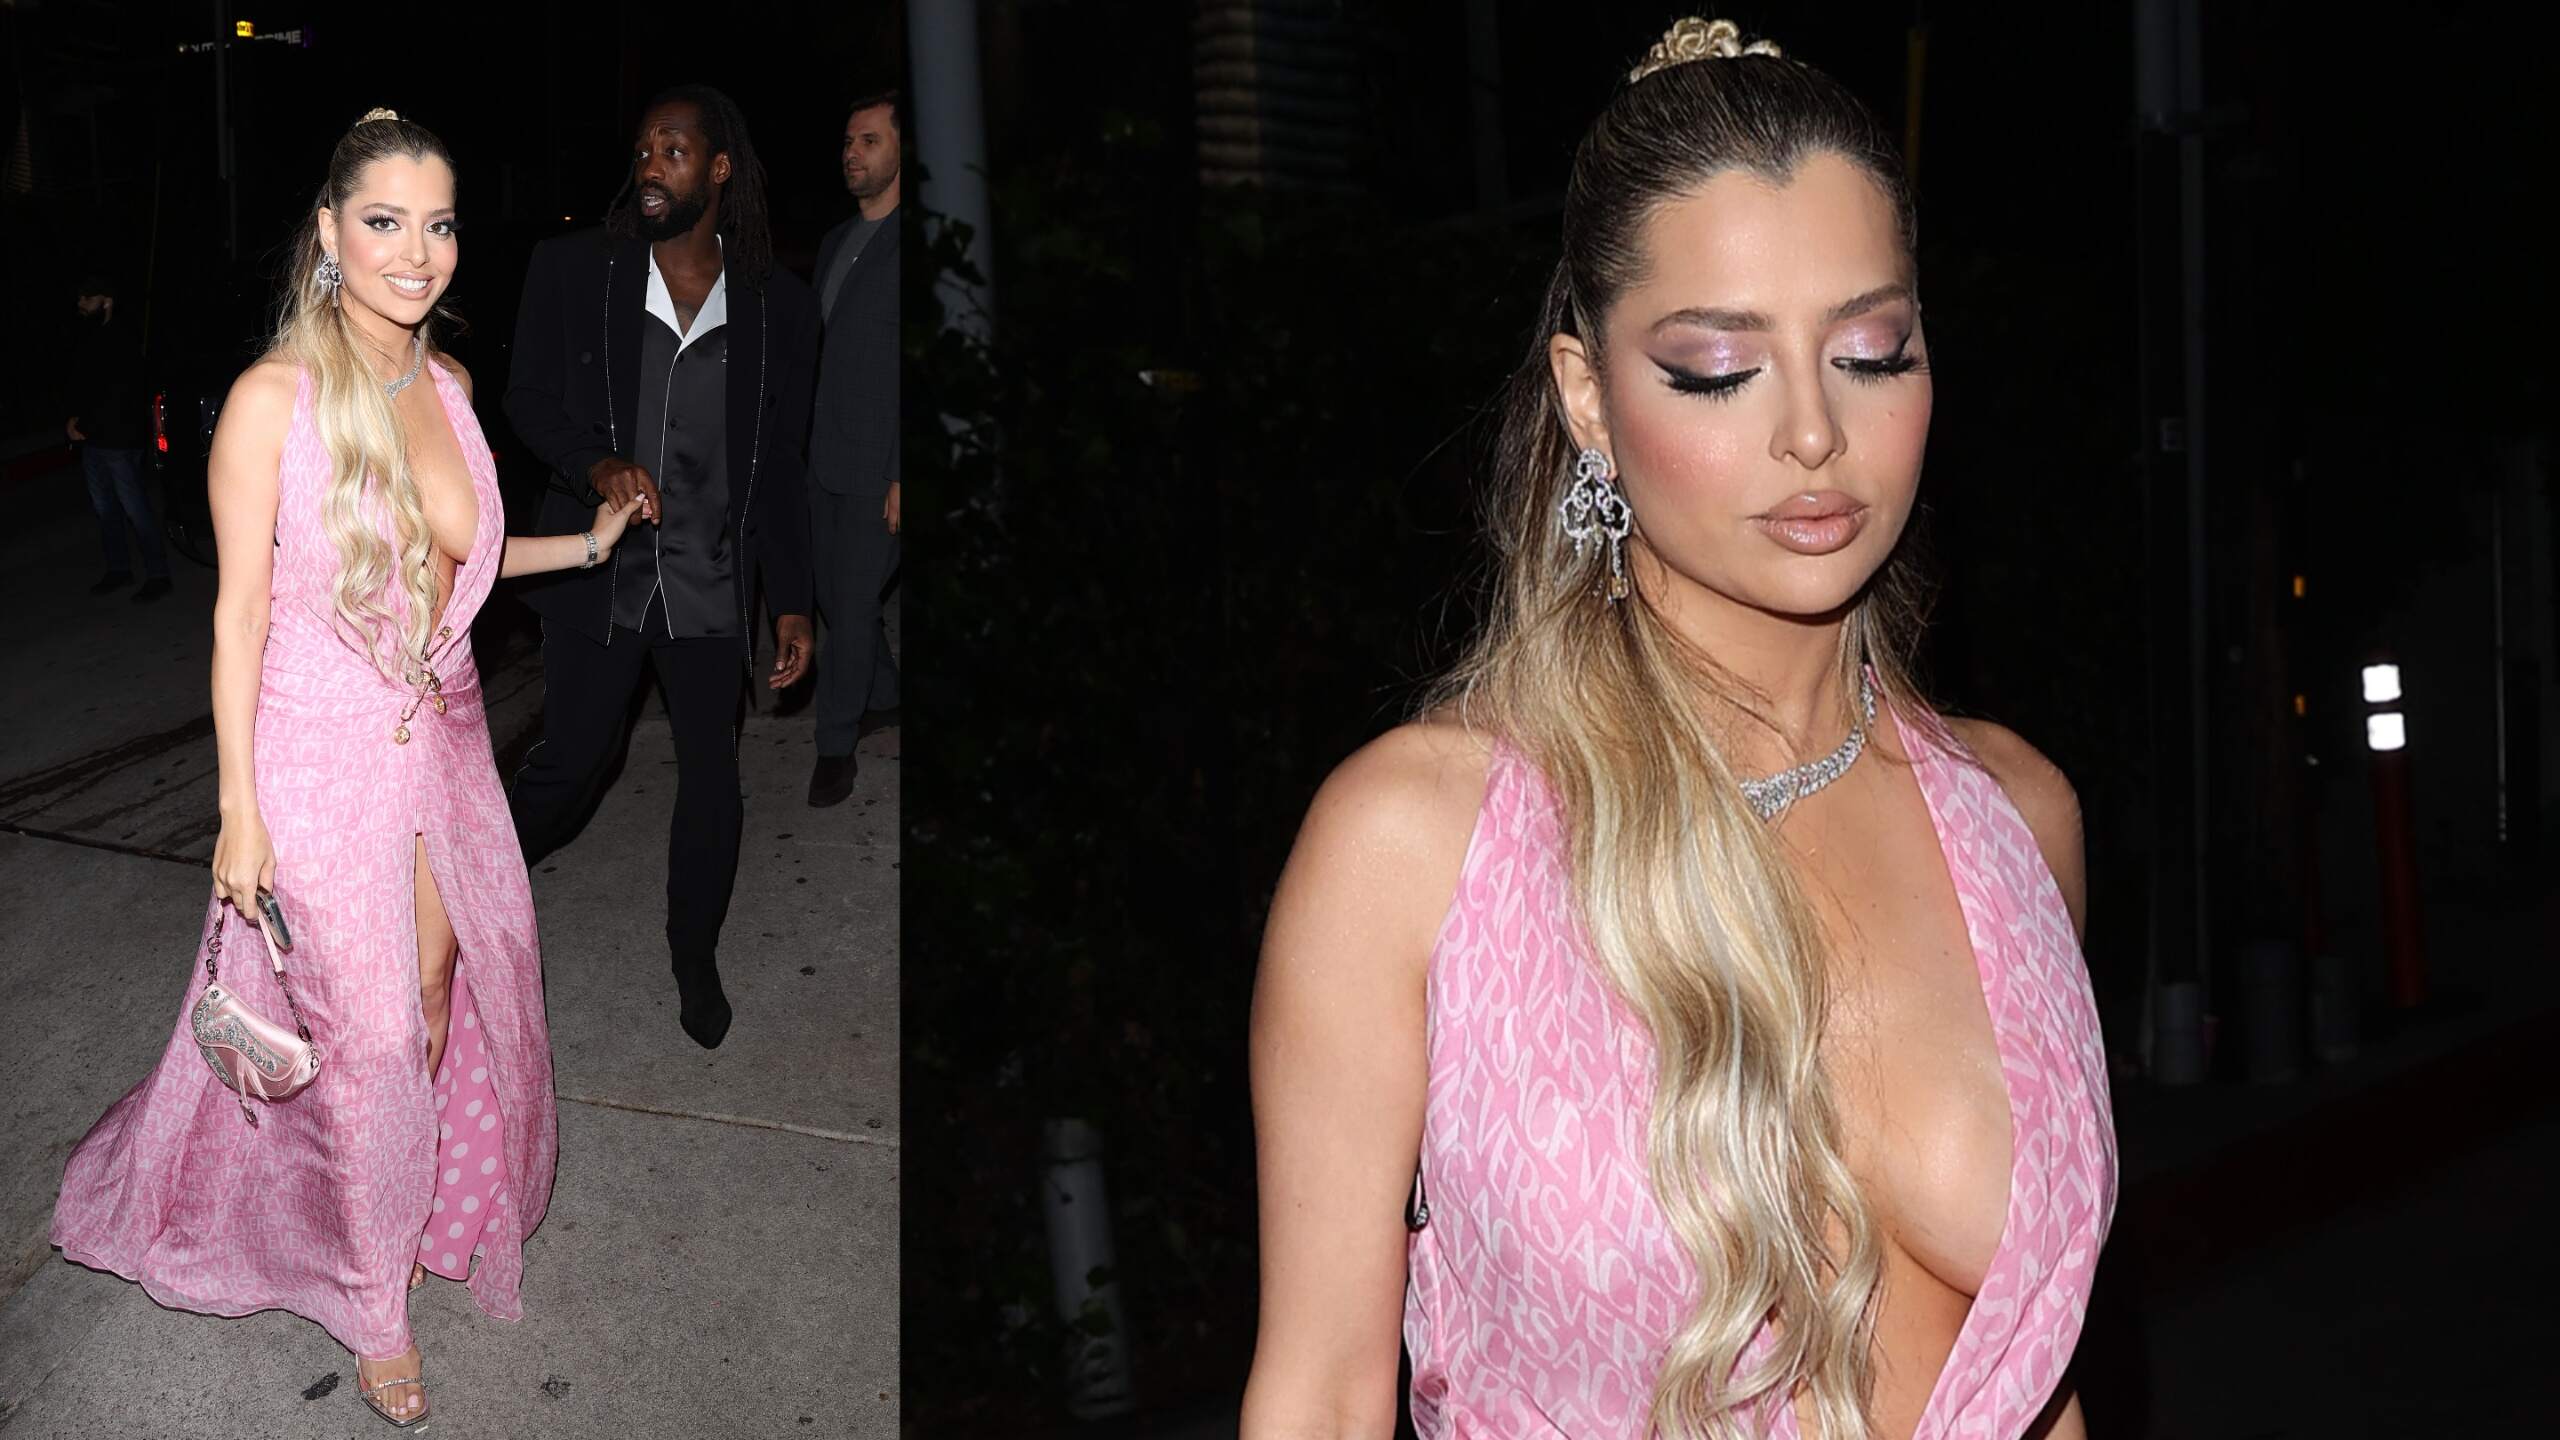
[1838,352,1923,380]
[1663,365,1759,398]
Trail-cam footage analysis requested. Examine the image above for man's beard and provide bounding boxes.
[846,159,898,202]
[634,184,711,241]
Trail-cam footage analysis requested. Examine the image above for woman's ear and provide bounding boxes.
[1548,332,1611,464]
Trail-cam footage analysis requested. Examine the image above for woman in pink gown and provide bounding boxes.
[51,110,640,1427]
[1246,18,2114,1440]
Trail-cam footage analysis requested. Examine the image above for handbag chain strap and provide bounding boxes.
[202,904,316,1043]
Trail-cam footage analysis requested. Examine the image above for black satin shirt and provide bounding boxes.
[609,314,735,637]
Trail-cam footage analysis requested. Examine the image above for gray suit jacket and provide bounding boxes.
[807,206,900,497]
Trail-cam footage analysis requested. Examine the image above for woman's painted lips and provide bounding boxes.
[1753,493,1869,555]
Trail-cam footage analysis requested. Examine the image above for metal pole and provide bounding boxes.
[144,90,166,350]
[1904,21,1929,191]
[1465,0,1506,209]
[545,0,562,219]
[2493,496,2509,845]
[907,0,995,340]
[2176,0,2212,998]
[2133,0,2209,1080]
[2370,750,2427,1008]
[213,0,236,259]
[1040,1119,1135,1419]
[2360,659,2426,1008]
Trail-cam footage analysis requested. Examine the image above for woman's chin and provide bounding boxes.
[1718,562,1884,623]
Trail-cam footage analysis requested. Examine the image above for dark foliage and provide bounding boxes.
[904,104,1560,1426]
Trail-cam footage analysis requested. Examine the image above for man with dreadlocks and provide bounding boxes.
[502,83,822,1049]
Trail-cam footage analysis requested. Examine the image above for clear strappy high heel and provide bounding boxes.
[356,1347,430,1428]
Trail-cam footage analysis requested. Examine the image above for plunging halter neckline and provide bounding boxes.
[1880,703,2023,1434]
[1404,683,2117,1439]
[401,358,480,567]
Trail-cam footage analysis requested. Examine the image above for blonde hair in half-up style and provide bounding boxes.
[1424,19,1947,1440]
[269,108,460,682]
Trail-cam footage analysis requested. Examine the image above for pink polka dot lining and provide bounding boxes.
[416,966,505,1281]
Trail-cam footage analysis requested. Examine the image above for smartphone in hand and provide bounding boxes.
[255,889,294,953]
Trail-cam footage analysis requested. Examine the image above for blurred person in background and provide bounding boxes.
[802,86,904,808]
[66,273,172,602]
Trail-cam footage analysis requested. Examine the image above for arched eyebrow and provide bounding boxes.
[1651,282,1915,335]
[360,203,459,220]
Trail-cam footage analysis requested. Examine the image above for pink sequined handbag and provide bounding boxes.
[189,896,323,1127]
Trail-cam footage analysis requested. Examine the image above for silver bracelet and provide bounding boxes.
[580,531,598,569]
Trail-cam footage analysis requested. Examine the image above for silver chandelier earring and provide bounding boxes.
[1560,446,1633,602]
[314,252,343,291]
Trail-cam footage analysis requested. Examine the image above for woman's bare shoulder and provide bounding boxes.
[1944,716,2086,936]
[226,357,301,411]
[1268,712,1502,969]
[214,359,301,452]
[1943,718,2077,829]
[433,352,472,400]
[1302,712,1499,866]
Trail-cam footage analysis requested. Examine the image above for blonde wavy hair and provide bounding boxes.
[1426,21,1945,1439]
[268,108,460,681]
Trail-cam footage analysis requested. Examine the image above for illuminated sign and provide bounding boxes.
[2365,713,2406,753]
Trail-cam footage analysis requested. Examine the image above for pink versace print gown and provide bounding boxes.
[1404,704,2117,1438]
[53,361,559,1363]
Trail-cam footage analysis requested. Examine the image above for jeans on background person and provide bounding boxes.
[80,445,168,580]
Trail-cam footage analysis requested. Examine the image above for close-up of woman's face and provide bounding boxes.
[1561,149,1931,623]
[318,153,459,330]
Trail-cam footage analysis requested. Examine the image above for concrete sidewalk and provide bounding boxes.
[0,476,899,1436]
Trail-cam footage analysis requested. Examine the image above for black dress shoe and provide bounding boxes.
[808,752,856,808]
[131,577,173,603]
[671,951,733,1049]
[89,571,133,594]
[856,706,901,741]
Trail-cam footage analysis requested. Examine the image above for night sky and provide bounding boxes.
[4,0,903,437]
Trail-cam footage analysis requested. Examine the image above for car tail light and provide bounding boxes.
[154,391,168,453]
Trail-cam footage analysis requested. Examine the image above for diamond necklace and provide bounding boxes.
[382,333,425,397]
[1737,669,1877,821]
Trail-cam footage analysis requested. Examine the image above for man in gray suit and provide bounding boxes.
[805,89,904,807]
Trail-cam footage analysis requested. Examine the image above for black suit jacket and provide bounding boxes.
[806,206,899,497]
[503,228,821,643]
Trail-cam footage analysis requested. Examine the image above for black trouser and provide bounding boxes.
[511,598,745,959]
